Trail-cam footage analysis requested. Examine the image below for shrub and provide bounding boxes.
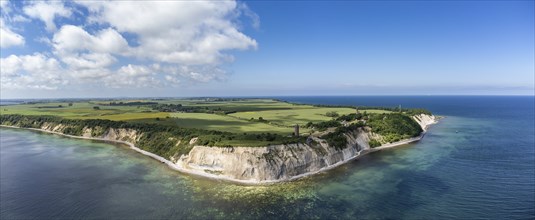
[366,113,423,140]
[0,114,307,158]
[369,139,381,148]
[325,111,339,117]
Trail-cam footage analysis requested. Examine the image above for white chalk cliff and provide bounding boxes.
[7,114,437,184]
[173,114,437,183]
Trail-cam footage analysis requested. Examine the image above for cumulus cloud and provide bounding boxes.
[0,19,24,47]
[52,25,128,70]
[2,1,259,92]
[103,64,160,88]
[61,52,117,70]
[53,25,129,54]
[76,1,257,66]
[23,1,72,32]
[0,53,66,90]
[165,75,181,85]
[1,1,25,48]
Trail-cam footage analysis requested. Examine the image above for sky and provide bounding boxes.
[0,0,533,98]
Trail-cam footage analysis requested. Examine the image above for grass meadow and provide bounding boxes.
[1,99,390,135]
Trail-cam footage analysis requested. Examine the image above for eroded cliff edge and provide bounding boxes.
[1,114,436,184]
[174,114,436,183]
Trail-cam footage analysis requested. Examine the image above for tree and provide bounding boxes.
[93,106,100,110]
[325,111,339,117]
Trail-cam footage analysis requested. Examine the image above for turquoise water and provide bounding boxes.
[1,96,534,219]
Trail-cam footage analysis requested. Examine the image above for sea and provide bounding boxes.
[1,96,534,219]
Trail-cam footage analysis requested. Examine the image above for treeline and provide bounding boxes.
[306,111,426,149]
[308,104,433,116]
[106,101,158,106]
[182,97,251,102]
[320,123,365,150]
[0,114,306,158]
[404,108,432,116]
[36,105,65,109]
[366,113,423,143]
[304,120,341,131]
[311,104,401,111]
[304,112,367,131]
[335,113,364,121]
[151,104,201,112]
[151,104,235,114]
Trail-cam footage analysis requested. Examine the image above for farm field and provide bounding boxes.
[1,102,153,117]
[230,108,390,127]
[0,98,391,135]
[132,113,295,135]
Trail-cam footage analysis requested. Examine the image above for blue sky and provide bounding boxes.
[0,0,533,98]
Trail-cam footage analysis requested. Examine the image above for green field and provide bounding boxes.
[230,108,390,127]
[0,98,391,135]
[2,98,431,155]
[132,113,294,135]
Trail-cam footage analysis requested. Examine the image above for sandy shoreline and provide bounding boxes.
[0,120,436,185]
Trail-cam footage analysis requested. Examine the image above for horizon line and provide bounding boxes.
[1,94,534,100]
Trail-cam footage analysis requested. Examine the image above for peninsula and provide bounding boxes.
[0,98,437,184]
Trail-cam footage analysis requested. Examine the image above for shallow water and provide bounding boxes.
[1,96,534,219]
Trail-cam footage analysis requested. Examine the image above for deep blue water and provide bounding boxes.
[1,96,534,219]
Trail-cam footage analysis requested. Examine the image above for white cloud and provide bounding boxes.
[0,0,10,13]
[2,1,259,92]
[23,1,72,32]
[238,2,260,30]
[179,66,228,82]
[0,1,26,48]
[61,52,116,70]
[0,19,24,47]
[117,64,151,77]
[68,68,110,80]
[0,53,60,75]
[160,65,228,83]
[165,75,181,85]
[53,25,129,54]
[1,1,29,23]
[0,53,66,90]
[75,1,257,66]
[52,25,129,70]
[0,54,23,77]
[104,64,159,88]
[12,15,30,23]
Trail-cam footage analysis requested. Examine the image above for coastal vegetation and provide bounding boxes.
[366,113,423,143]
[0,114,305,158]
[1,98,431,155]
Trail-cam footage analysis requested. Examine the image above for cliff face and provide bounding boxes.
[40,122,142,146]
[14,114,435,183]
[412,114,437,132]
[173,130,371,182]
[173,114,436,183]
